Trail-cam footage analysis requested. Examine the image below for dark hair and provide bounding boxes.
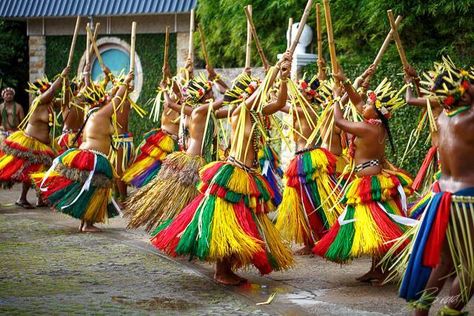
[374,107,395,152]
[432,71,458,92]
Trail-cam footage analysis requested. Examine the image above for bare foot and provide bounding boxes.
[295,245,313,255]
[356,270,379,283]
[81,222,102,233]
[36,199,48,208]
[214,270,243,286]
[15,199,34,209]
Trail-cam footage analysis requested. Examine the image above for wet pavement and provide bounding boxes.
[1,185,473,315]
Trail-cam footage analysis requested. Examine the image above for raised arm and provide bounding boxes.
[334,67,365,113]
[261,57,291,115]
[161,82,192,116]
[39,66,70,105]
[100,71,134,118]
[332,83,371,137]
[207,65,228,94]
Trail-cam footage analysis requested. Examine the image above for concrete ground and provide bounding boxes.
[1,185,473,315]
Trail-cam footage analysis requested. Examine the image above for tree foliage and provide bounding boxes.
[196,0,474,67]
[0,20,29,107]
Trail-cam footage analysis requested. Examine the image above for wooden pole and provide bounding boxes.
[88,23,100,56]
[289,0,313,55]
[245,5,252,68]
[164,26,170,67]
[188,9,195,61]
[387,10,408,70]
[373,15,402,68]
[287,18,293,50]
[67,16,81,67]
[86,25,105,70]
[322,0,337,73]
[198,24,210,67]
[316,3,324,76]
[86,23,91,65]
[130,21,137,73]
[244,6,269,71]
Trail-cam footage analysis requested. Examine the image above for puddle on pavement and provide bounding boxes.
[111,296,199,311]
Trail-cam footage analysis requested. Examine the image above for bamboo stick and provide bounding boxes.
[67,16,81,67]
[373,15,402,68]
[316,3,324,77]
[322,0,337,73]
[88,23,100,56]
[287,18,293,50]
[163,26,170,75]
[289,0,313,55]
[245,5,252,68]
[188,9,195,61]
[244,6,269,71]
[86,23,90,65]
[198,24,210,67]
[130,22,137,73]
[86,25,105,70]
[387,10,408,70]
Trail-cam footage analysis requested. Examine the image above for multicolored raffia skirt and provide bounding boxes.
[122,128,178,188]
[151,159,294,274]
[55,130,82,155]
[412,146,439,194]
[400,187,474,305]
[31,148,119,223]
[276,147,343,247]
[0,130,55,187]
[110,132,135,173]
[124,151,204,232]
[313,170,417,263]
[258,144,283,206]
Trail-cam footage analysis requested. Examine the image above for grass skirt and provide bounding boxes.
[124,151,204,232]
[31,148,119,223]
[122,128,178,188]
[276,147,343,246]
[412,146,439,194]
[110,132,135,173]
[151,160,294,275]
[0,130,55,186]
[55,131,82,155]
[400,187,474,304]
[313,170,416,263]
[258,144,283,206]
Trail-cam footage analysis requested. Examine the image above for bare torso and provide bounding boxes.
[353,124,386,176]
[62,104,85,132]
[80,109,114,155]
[293,106,319,151]
[430,106,442,147]
[24,99,52,145]
[161,108,180,136]
[320,113,343,156]
[0,102,23,131]
[229,105,256,168]
[438,107,474,192]
[115,99,131,134]
[186,104,212,156]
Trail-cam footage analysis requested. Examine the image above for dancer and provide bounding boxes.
[152,53,294,285]
[400,60,474,316]
[313,67,416,285]
[125,69,225,231]
[121,74,180,188]
[32,71,134,232]
[276,75,343,255]
[0,67,69,207]
[404,65,442,194]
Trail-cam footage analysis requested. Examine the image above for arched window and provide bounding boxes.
[78,37,143,101]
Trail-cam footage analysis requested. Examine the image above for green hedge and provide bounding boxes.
[45,33,177,144]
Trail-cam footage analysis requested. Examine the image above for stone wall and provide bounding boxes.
[28,35,46,88]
